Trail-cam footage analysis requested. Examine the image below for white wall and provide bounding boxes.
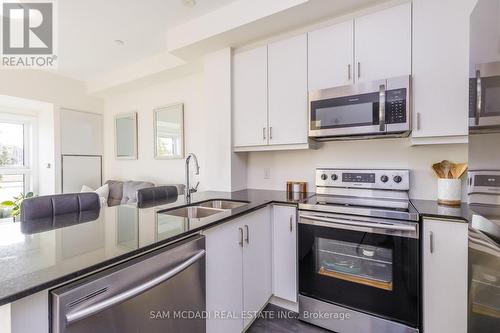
[102,72,206,188]
[246,139,468,200]
[0,69,104,193]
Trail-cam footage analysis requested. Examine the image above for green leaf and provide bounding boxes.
[26,192,34,198]
[0,201,15,207]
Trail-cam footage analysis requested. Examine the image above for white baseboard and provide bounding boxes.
[269,295,299,312]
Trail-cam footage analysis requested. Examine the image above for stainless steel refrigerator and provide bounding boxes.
[468,1,500,331]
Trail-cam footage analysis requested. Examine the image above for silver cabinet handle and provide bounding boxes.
[416,112,421,131]
[269,127,273,140]
[348,64,351,80]
[379,84,386,132]
[429,231,434,253]
[263,127,266,140]
[239,227,244,247]
[65,250,206,324]
[289,216,293,232]
[357,62,361,79]
[476,69,481,126]
[244,224,249,244]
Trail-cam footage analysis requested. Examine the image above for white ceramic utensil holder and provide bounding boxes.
[437,178,462,206]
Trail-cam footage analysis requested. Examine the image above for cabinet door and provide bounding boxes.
[233,46,268,147]
[412,0,470,138]
[308,20,354,91]
[354,3,411,82]
[272,205,297,302]
[242,207,272,328]
[268,34,308,145]
[205,221,244,333]
[423,219,467,333]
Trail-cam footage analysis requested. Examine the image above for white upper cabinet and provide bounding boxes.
[308,20,354,91]
[233,45,268,147]
[268,34,308,145]
[354,3,411,82]
[411,0,472,141]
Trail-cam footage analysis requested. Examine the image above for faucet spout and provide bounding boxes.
[185,153,200,203]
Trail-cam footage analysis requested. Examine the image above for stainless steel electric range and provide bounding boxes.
[298,168,420,333]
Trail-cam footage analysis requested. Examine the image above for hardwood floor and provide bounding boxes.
[247,304,330,333]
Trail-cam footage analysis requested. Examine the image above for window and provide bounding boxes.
[0,119,33,218]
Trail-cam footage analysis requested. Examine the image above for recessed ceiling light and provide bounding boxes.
[114,39,125,46]
[182,0,196,7]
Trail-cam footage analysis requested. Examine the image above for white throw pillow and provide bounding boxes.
[81,184,109,206]
[81,185,94,192]
[95,184,109,201]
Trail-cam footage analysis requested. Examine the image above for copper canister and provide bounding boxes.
[286,181,307,201]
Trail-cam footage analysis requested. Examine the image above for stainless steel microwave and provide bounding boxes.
[308,75,411,140]
[469,61,500,130]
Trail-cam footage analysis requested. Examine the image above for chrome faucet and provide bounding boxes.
[185,153,200,203]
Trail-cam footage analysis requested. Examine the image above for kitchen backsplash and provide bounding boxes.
[246,138,468,201]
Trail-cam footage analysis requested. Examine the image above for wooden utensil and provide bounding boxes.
[432,163,445,178]
[451,163,468,179]
[441,160,452,179]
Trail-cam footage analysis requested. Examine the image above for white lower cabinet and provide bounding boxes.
[422,218,468,333]
[205,207,272,333]
[272,205,297,302]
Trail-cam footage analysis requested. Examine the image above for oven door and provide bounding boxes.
[470,62,500,129]
[298,212,419,328]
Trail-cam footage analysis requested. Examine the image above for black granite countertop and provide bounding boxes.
[0,189,310,306]
[411,199,472,223]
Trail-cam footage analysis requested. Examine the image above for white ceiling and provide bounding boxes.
[56,0,237,81]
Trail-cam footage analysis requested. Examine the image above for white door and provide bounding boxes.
[233,46,268,147]
[422,219,467,333]
[354,3,411,82]
[272,205,297,302]
[242,207,272,329]
[308,20,354,91]
[205,221,244,333]
[268,34,308,145]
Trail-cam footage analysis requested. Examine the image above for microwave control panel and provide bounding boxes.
[386,88,407,124]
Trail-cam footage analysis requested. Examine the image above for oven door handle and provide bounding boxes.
[299,214,417,234]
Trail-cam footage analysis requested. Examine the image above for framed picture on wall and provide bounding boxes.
[114,112,138,160]
[153,103,184,159]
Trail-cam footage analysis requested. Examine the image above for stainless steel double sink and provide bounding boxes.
[162,200,249,219]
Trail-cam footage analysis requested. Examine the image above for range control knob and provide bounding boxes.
[393,175,403,183]
[380,175,389,183]
[331,174,338,181]
[320,173,328,181]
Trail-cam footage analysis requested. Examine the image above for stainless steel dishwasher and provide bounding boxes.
[51,235,206,333]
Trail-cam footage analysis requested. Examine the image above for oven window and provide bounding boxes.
[316,238,393,291]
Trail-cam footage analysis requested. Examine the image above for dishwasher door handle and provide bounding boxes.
[65,249,206,325]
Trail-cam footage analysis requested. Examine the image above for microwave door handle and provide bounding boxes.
[476,69,481,126]
[379,84,386,132]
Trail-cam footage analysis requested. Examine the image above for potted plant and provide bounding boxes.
[1,192,35,222]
